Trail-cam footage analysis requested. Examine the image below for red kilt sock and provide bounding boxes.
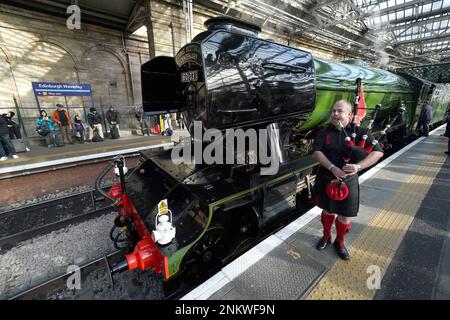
[321,212,337,241]
[335,219,351,260]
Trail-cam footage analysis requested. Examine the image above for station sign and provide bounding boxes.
[32,82,92,97]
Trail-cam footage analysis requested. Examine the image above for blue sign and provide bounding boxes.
[32,82,92,97]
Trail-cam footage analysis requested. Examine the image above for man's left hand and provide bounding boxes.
[342,164,359,175]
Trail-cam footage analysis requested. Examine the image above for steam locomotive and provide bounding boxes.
[100,17,450,293]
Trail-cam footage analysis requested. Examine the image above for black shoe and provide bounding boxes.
[333,241,350,260]
[445,151,449,155]
[316,237,331,251]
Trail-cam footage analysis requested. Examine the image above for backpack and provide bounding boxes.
[36,122,50,136]
[163,128,173,136]
[110,125,120,139]
[92,128,104,142]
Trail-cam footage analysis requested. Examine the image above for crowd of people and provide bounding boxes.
[33,104,182,149]
[35,104,120,147]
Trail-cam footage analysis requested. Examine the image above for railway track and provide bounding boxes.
[3,135,418,300]
[9,248,175,300]
[0,186,115,253]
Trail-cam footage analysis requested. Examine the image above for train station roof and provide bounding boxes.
[3,0,450,69]
[199,0,450,67]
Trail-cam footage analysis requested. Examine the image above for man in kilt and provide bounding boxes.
[312,100,383,260]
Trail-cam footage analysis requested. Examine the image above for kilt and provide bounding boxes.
[313,167,359,217]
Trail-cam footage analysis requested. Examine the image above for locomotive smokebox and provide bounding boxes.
[141,16,316,135]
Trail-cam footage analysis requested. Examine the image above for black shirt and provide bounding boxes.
[313,123,383,168]
[0,116,9,136]
[58,110,69,126]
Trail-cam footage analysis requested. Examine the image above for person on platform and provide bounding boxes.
[73,111,85,144]
[36,110,57,148]
[134,106,149,136]
[87,107,104,139]
[0,114,19,161]
[52,104,72,144]
[106,106,120,138]
[444,103,450,155]
[312,100,384,260]
[418,101,433,137]
[2,111,22,139]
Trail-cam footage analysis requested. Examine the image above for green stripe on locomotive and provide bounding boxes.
[300,58,416,132]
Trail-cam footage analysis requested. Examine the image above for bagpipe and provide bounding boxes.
[326,78,408,201]
[327,78,383,201]
[344,78,379,162]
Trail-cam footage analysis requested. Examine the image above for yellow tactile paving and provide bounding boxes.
[306,153,447,300]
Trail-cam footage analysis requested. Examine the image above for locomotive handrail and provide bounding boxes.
[262,62,307,73]
[217,108,258,113]
[95,161,120,205]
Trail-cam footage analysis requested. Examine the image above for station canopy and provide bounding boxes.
[195,0,450,69]
[4,0,450,72]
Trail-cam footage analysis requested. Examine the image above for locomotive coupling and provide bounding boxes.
[110,259,129,274]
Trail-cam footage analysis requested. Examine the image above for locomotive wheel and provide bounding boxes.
[182,225,229,282]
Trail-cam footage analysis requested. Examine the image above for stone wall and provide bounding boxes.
[0,3,151,141]
[0,0,355,143]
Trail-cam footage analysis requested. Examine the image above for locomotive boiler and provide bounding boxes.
[100,16,450,293]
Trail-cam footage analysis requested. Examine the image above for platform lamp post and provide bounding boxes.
[13,95,29,141]
[64,95,71,120]
[99,96,108,135]
[89,88,96,115]
[106,81,117,134]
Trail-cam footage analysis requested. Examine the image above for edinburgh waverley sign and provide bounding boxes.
[32,82,92,97]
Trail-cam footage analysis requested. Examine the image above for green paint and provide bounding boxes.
[300,58,419,132]
[164,59,450,279]
[164,162,318,278]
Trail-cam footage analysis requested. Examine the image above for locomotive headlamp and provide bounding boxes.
[152,204,176,245]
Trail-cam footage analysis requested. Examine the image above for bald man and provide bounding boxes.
[312,100,383,260]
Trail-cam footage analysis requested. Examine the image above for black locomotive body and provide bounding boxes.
[104,16,450,289]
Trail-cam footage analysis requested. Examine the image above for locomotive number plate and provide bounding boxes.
[181,71,198,82]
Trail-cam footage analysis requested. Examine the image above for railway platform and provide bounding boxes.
[0,131,190,206]
[0,133,178,176]
[183,124,450,300]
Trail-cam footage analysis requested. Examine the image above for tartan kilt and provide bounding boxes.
[313,167,359,217]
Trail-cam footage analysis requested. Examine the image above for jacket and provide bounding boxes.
[420,104,432,123]
[52,109,71,126]
[36,117,57,132]
[0,116,9,135]
[106,110,120,124]
[87,112,102,127]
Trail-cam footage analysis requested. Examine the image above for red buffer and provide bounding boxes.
[126,238,163,273]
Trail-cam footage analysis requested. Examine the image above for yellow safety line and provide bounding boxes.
[306,153,446,300]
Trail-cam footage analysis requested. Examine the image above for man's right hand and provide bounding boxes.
[331,166,347,179]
